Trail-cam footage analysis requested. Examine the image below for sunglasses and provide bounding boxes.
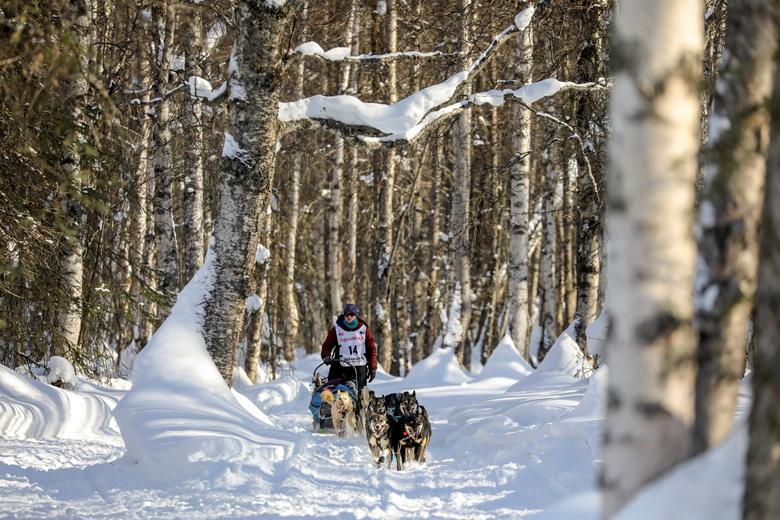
[344,313,356,317]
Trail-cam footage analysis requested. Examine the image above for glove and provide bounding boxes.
[323,356,332,366]
[368,371,376,383]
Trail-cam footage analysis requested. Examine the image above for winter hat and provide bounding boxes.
[343,303,360,317]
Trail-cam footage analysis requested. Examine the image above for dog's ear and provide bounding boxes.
[412,391,416,398]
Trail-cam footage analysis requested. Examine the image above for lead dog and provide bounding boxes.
[362,390,392,467]
[390,406,431,470]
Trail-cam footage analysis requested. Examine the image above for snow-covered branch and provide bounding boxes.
[278,8,544,144]
[290,41,456,62]
[281,77,608,149]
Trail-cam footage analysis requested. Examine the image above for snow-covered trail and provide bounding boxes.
[0,348,600,519]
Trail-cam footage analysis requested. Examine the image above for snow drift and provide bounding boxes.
[477,333,533,381]
[403,347,472,388]
[0,364,119,441]
[113,250,300,481]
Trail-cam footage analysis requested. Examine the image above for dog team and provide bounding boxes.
[312,302,432,470]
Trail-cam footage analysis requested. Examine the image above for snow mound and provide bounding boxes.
[404,348,472,388]
[235,374,310,414]
[113,250,300,481]
[477,333,533,381]
[616,426,746,520]
[585,312,609,358]
[47,356,77,389]
[572,366,607,420]
[0,364,119,441]
[538,322,593,378]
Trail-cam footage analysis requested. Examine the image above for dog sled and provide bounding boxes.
[309,358,363,434]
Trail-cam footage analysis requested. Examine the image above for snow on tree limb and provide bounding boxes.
[282,79,608,149]
[291,41,455,62]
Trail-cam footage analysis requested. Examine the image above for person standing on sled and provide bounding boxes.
[321,303,378,388]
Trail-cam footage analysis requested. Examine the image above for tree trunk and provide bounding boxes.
[373,0,396,373]
[343,4,361,299]
[507,17,533,360]
[451,0,474,370]
[181,8,205,284]
[203,1,291,386]
[151,0,179,313]
[423,139,443,358]
[537,147,558,363]
[573,7,608,357]
[693,0,776,455]
[744,74,780,516]
[602,0,703,515]
[55,0,92,361]
[281,2,307,363]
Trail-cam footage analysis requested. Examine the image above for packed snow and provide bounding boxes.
[0,297,750,518]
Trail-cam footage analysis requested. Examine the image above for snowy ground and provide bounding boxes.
[0,336,611,520]
[0,266,748,520]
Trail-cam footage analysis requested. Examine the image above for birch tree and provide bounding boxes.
[692,0,777,455]
[743,46,780,519]
[450,0,474,369]
[151,0,179,313]
[373,0,397,373]
[602,0,703,515]
[55,0,92,361]
[203,0,293,384]
[506,7,534,360]
[181,6,206,283]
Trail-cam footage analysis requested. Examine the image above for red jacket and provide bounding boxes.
[320,316,378,374]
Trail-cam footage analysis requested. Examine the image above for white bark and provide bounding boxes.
[537,145,558,362]
[182,9,205,283]
[56,0,93,360]
[282,1,308,362]
[602,0,703,515]
[203,1,291,385]
[507,19,534,360]
[151,1,179,307]
[450,0,474,369]
[374,0,396,373]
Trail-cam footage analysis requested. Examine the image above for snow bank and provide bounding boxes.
[404,348,472,388]
[234,374,310,414]
[113,249,299,481]
[616,426,746,520]
[0,364,119,441]
[477,333,533,381]
[537,322,593,378]
[585,312,608,358]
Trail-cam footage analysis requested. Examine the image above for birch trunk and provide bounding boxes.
[55,0,92,360]
[507,20,533,360]
[693,0,776,455]
[602,0,702,515]
[203,1,290,385]
[373,0,396,373]
[451,0,473,369]
[281,1,307,362]
[343,5,360,298]
[744,66,780,517]
[129,29,152,348]
[537,150,558,363]
[423,139,443,358]
[574,12,608,357]
[181,9,205,284]
[151,1,179,311]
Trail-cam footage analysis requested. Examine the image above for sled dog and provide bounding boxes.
[364,392,392,466]
[390,406,432,470]
[332,390,358,437]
